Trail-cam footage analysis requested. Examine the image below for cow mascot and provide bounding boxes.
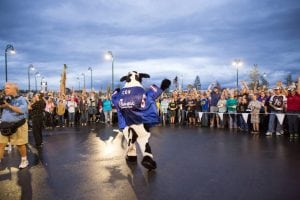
[112,71,171,170]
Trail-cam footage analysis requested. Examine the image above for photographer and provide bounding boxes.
[29,92,46,148]
[0,83,29,169]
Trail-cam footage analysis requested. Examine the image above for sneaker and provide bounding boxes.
[276,132,282,136]
[266,132,272,136]
[19,159,29,169]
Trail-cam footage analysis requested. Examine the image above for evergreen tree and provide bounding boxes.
[193,75,201,90]
[260,74,269,88]
[285,73,293,86]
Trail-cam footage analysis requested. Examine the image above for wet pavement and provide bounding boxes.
[0,124,300,200]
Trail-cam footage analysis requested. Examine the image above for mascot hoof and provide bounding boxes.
[126,155,137,163]
[160,79,171,91]
[141,156,157,170]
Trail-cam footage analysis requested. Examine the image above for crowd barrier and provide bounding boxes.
[194,111,299,126]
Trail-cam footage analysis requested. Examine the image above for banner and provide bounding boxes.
[242,113,249,123]
[276,113,285,125]
[198,112,203,120]
[218,113,224,121]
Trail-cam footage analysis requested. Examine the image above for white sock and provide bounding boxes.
[21,157,27,161]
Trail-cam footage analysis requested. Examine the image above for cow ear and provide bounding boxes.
[139,73,150,79]
[120,76,128,82]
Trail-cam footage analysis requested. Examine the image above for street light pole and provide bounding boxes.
[232,59,242,92]
[35,72,40,92]
[81,73,86,90]
[88,67,93,91]
[28,64,35,92]
[105,51,114,91]
[4,44,16,82]
[77,77,81,91]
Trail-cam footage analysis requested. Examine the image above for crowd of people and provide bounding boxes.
[157,78,300,137]
[0,77,299,169]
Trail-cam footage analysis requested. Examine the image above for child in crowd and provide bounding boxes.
[248,94,263,134]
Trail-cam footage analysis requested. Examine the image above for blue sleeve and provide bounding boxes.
[146,85,163,100]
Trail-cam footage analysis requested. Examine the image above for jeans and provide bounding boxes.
[268,111,283,133]
[80,111,88,123]
[69,112,75,124]
[58,115,64,126]
[287,111,300,134]
[228,111,237,128]
[177,109,186,124]
[238,114,248,131]
[104,110,112,123]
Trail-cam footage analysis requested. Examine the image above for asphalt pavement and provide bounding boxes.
[0,124,300,200]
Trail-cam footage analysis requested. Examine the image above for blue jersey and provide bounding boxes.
[112,85,162,128]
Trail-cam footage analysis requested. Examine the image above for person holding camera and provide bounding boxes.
[29,92,46,148]
[0,83,29,169]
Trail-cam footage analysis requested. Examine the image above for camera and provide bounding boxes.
[0,93,12,105]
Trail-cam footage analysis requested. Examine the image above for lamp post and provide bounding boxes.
[77,77,81,91]
[81,72,86,90]
[88,67,93,91]
[41,77,47,93]
[181,74,183,91]
[35,72,40,92]
[4,44,16,82]
[232,59,242,92]
[27,64,35,92]
[105,51,114,90]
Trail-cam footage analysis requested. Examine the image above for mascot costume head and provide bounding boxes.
[112,71,170,170]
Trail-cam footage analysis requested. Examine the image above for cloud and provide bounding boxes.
[0,0,299,90]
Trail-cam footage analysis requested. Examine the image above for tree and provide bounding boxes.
[259,75,269,88]
[285,73,293,86]
[173,76,179,90]
[249,64,260,89]
[187,84,193,91]
[193,75,201,90]
[260,74,269,89]
[106,84,111,94]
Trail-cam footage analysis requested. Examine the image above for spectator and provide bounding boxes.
[168,97,177,124]
[217,94,227,128]
[87,92,97,123]
[29,93,46,148]
[102,94,113,125]
[56,99,66,127]
[160,97,169,125]
[237,95,249,132]
[209,86,221,128]
[200,92,209,127]
[67,96,77,127]
[44,97,55,129]
[186,95,196,125]
[177,93,186,125]
[227,92,238,129]
[257,91,268,133]
[266,86,287,136]
[248,94,263,134]
[286,79,300,138]
[79,95,89,126]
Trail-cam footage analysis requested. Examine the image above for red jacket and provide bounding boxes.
[287,93,300,111]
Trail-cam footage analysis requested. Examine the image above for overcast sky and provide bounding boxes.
[0,0,299,91]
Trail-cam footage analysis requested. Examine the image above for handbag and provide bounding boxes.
[0,118,26,136]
